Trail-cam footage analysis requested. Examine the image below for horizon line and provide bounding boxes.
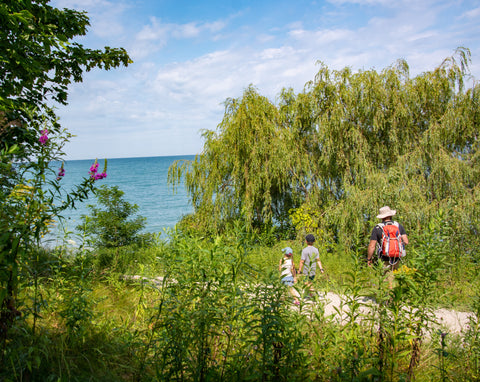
[62,153,198,162]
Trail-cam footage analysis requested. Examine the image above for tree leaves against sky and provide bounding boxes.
[169,48,480,254]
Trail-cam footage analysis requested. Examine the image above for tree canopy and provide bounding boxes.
[169,48,480,257]
[0,0,131,157]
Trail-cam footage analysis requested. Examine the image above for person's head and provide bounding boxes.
[376,206,396,222]
[282,247,293,257]
[305,234,315,245]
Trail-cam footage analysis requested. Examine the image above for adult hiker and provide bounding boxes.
[298,234,324,286]
[367,206,409,272]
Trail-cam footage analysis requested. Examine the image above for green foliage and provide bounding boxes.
[168,48,480,260]
[79,185,152,249]
[0,0,131,156]
[169,85,300,235]
[462,289,480,381]
[0,223,478,380]
[0,0,131,351]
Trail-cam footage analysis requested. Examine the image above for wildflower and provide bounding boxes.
[89,159,107,181]
[94,172,107,180]
[57,163,65,181]
[89,159,99,179]
[39,129,48,145]
[393,265,417,275]
[89,162,99,173]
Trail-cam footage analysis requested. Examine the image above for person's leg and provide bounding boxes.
[308,275,316,293]
[383,259,400,289]
[290,287,300,304]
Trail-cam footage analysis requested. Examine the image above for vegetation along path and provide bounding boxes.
[127,275,473,336]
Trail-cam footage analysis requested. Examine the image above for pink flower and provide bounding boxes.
[95,172,107,180]
[89,159,107,181]
[89,163,99,173]
[39,129,48,145]
[56,166,65,181]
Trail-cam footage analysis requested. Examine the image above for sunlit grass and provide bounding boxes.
[3,231,480,381]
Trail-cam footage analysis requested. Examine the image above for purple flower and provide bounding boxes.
[56,166,65,181]
[89,159,107,181]
[94,172,107,180]
[89,163,99,173]
[39,129,48,145]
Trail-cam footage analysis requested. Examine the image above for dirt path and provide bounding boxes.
[127,275,474,335]
[296,291,473,335]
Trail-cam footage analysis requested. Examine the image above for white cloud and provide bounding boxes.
[52,0,127,39]
[172,22,201,39]
[49,0,479,160]
[461,6,480,19]
[52,0,112,8]
[326,0,392,5]
[289,27,355,44]
[131,17,229,60]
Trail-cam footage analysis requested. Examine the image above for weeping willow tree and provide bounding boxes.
[169,87,299,234]
[169,47,479,255]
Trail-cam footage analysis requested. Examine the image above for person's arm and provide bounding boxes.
[316,258,324,273]
[298,259,304,274]
[279,258,283,272]
[399,223,409,245]
[367,239,377,266]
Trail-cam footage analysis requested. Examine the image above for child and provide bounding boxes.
[279,247,300,305]
[298,234,324,296]
[298,234,324,281]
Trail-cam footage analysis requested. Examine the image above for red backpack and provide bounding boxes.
[378,221,405,258]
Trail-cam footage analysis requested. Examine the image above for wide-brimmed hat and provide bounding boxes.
[376,206,396,219]
[282,247,293,256]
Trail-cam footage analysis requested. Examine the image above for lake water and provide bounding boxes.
[50,155,195,239]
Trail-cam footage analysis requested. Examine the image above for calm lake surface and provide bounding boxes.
[48,155,194,241]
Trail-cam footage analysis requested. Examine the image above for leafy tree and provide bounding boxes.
[0,0,131,342]
[168,86,302,235]
[0,0,131,157]
[79,185,149,248]
[169,48,480,261]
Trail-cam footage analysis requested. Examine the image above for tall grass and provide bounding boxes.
[1,225,479,381]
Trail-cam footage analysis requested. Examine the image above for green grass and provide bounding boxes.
[1,233,479,381]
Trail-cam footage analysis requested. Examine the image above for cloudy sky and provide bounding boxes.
[50,0,480,160]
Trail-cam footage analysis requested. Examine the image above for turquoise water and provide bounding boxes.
[51,155,194,236]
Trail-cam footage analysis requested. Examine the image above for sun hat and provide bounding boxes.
[376,206,396,219]
[305,234,315,243]
[282,247,293,256]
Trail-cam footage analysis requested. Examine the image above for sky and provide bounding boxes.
[50,0,480,160]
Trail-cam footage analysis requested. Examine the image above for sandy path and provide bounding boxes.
[127,275,475,335]
[297,291,474,335]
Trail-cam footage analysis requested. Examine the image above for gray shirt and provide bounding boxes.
[301,245,319,276]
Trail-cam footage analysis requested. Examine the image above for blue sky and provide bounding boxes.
[51,0,480,160]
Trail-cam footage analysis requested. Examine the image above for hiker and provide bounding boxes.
[279,247,300,305]
[297,234,324,287]
[367,206,409,272]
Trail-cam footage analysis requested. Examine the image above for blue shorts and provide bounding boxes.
[281,276,294,286]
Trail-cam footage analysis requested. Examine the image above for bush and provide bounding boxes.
[78,185,154,249]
